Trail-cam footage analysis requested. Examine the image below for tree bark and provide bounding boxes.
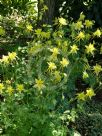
[38,0,55,25]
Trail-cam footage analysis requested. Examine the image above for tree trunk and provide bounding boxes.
[38,0,55,25]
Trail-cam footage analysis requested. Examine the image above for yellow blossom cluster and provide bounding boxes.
[77,88,95,101]
[73,13,94,32]
[1,12,101,106]
[32,46,70,91]
[0,82,25,95]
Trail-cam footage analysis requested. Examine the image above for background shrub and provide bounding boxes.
[76,101,102,136]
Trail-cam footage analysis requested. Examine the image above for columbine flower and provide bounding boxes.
[48,62,57,71]
[59,17,67,25]
[77,32,85,40]
[84,20,93,28]
[86,88,95,99]
[77,92,86,101]
[60,58,69,67]
[70,44,79,54]
[83,71,89,79]
[93,64,102,76]
[93,29,101,37]
[16,84,24,92]
[0,83,4,93]
[26,24,33,31]
[85,43,96,55]
[75,21,83,30]
[34,79,45,90]
[7,86,14,95]
[2,55,9,64]
[8,52,17,61]
[50,47,59,56]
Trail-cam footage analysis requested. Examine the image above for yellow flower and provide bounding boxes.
[59,17,67,25]
[0,83,4,93]
[8,52,17,61]
[93,29,101,37]
[26,24,33,31]
[85,43,96,55]
[93,64,102,76]
[84,20,93,28]
[86,88,95,99]
[75,21,83,30]
[50,48,59,56]
[54,71,61,82]
[79,12,85,21]
[7,86,14,95]
[34,79,45,90]
[77,32,85,40]
[2,55,9,64]
[16,84,24,92]
[70,44,79,54]
[48,62,57,71]
[77,92,86,101]
[83,71,89,79]
[60,58,69,67]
